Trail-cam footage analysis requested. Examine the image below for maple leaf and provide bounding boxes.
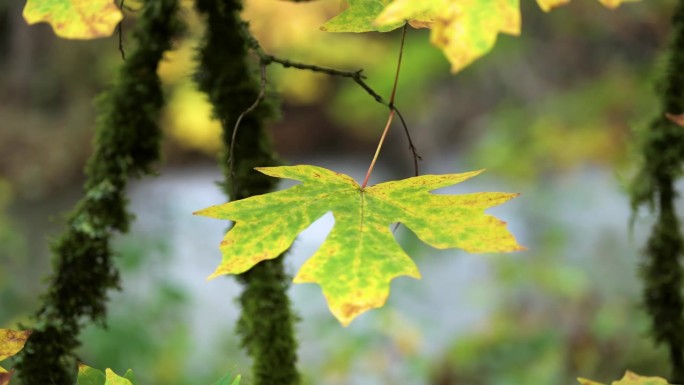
[323,0,637,73]
[578,370,671,385]
[195,165,522,325]
[23,0,123,39]
[377,0,521,72]
[0,329,31,385]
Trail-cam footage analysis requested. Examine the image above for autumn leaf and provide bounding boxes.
[323,0,638,72]
[23,0,123,39]
[578,370,671,385]
[195,165,522,325]
[378,0,520,72]
[0,329,31,384]
[77,364,137,385]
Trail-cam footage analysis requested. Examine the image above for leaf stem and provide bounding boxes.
[361,23,408,188]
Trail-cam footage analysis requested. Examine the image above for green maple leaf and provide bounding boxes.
[195,165,522,325]
[23,0,123,39]
[77,364,137,385]
[0,329,31,385]
[578,371,672,385]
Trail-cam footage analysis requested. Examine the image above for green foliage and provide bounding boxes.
[196,165,521,325]
[22,0,123,39]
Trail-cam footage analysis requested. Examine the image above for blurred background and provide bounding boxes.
[0,0,678,384]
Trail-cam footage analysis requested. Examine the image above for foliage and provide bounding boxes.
[196,165,521,325]
[22,0,122,39]
[323,0,637,72]
[578,371,672,385]
[0,329,31,385]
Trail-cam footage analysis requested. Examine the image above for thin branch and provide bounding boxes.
[361,23,408,188]
[242,22,421,176]
[228,61,268,198]
[117,0,126,60]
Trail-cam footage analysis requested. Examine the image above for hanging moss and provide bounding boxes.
[16,1,183,384]
[193,1,300,384]
[630,2,684,383]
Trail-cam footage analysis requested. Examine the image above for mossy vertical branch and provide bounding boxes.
[193,1,300,384]
[630,1,684,382]
[16,1,183,384]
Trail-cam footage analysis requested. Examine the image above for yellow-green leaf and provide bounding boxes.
[537,0,637,11]
[321,0,402,32]
[195,165,522,325]
[105,368,133,385]
[23,0,123,39]
[77,363,106,385]
[77,364,136,385]
[375,0,521,73]
[578,371,672,385]
[325,0,637,73]
[0,329,31,375]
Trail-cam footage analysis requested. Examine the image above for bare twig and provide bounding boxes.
[117,0,126,60]
[242,23,421,177]
[228,61,268,198]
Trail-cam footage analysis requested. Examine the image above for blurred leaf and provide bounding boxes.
[22,0,123,39]
[195,165,522,325]
[665,113,684,127]
[211,372,241,385]
[578,371,671,385]
[0,329,31,375]
[537,0,638,11]
[78,364,106,385]
[321,0,400,32]
[105,369,134,385]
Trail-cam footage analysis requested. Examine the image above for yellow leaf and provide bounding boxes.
[23,0,123,39]
[0,329,31,378]
[537,0,637,12]
[376,0,521,73]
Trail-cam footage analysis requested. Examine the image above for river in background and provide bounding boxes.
[4,155,658,385]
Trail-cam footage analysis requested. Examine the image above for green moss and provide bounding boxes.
[16,1,183,383]
[193,1,299,384]
[630,2,684,383]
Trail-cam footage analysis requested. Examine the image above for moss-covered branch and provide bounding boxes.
[630,1,684,382]
[16,2,183,383]
[193,1,300,384]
